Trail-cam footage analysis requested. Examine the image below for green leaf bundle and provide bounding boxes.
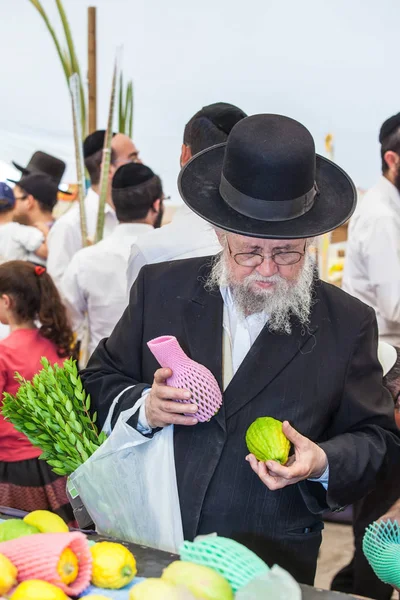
[2,357,107,476]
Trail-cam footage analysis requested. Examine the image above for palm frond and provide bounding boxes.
[55,0,87,137]
[28,0,70,82]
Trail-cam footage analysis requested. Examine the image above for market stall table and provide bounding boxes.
[89,532,362,599]
[0,510,364,599]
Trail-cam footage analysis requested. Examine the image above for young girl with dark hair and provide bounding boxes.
[0,261,75,524]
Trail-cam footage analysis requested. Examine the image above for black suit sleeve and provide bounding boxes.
[80,267,151,429]
[319,306,400,509]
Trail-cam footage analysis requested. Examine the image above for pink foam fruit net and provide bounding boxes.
[147,335,223,422]
[0,531,92,596]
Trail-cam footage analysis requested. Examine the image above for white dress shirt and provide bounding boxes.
[0,222,44,262]
[47,188,118,287]
[61,222,153,357]
[126,206,221,291]
[342,176,400,345]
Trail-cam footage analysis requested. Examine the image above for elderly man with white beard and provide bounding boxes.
[81,114,400,586]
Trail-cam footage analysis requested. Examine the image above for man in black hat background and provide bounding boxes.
[81,114,400,585]
[12,173,57,229]
[60,163,164,358]
[47,131,141,287]
[343,112,400,346]
[126,102,246,289]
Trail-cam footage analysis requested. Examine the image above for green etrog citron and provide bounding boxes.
[246,417,290,464]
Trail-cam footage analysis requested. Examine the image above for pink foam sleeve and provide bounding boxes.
[147,335,223,422]
[0,531,92,596]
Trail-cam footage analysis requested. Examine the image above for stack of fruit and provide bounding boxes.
[0,511,138,600]
[0,510,244,600]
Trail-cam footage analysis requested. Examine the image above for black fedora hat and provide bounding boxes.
[178,114,356,239]
[10,151,71,194]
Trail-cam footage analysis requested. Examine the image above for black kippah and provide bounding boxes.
[112,163,155,189]
[379,112,400,144]
[199,102,247,135]
[83,130,117,159]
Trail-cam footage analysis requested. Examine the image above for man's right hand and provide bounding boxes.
[145,368,198,428]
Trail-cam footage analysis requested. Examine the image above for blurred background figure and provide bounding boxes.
[61,163,162,358]
[47,130,141,287]
[343,112,400,346]
[126,102,247,291]
[0,181,47,264]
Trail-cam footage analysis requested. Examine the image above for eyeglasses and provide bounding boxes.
[228,240,307,267]
[13,195,28,201]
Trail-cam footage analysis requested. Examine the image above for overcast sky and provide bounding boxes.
[1,0,398,201]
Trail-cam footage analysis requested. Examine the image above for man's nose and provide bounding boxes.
[256,257,278,277]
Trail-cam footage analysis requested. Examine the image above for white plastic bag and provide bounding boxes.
[236,565,302,599]
[68,399,184,553]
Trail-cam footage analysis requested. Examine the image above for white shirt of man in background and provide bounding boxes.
[47,188,117,284]
[126,102,247,290]
[47,131,141,286]
[127,205,221,290]
[61,163,162,358]
[343,112,400,346]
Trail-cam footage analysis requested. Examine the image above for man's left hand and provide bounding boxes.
[246,421,328,490]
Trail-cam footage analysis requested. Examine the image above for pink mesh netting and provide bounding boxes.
[0,531,92,596]
[147,335,223,422]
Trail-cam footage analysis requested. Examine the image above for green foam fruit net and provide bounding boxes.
[179,535,269,593]
[363,519,400,588]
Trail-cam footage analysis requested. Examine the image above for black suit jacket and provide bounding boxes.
[81,256,400,584]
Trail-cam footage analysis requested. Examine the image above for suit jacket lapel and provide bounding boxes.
[224,314,319,420]
[181,273,226,432]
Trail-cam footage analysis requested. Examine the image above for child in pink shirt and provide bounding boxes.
[0,261,75,524]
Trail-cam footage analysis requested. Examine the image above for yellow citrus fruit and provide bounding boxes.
[0,553,18,595]
[90,541,137,589]
[57,547,79,584]
[10,579,69,600]
[23,510,69,533]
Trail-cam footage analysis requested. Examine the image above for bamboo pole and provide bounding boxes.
[95,54,119,243]
[70,74,88,247]
[88,7,97,134]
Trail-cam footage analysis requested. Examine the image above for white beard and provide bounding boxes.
[205,249,316,335]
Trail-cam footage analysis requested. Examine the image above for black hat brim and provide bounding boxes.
[12,162,29,175]
[7,176,73,196]
[178,144,357,239]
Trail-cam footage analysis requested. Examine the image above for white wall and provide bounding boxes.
[1,0,398,202]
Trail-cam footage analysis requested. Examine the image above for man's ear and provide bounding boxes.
[152,198,161,213]
[108,163,117,181]
[384,150,400,173]
[1,293,12,310]
[180,144,192,168]
[215,229,225,244]
[26,194,36,210]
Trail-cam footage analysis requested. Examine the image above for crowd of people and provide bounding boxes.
[1,102,400,598]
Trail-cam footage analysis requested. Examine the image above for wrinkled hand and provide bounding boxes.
[145,368,198,428]
[246,421,328,490]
